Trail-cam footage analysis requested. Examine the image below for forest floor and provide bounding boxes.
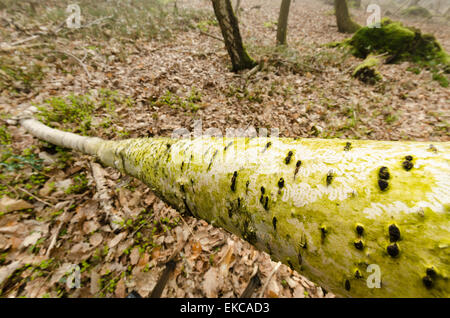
[0,0,449,298]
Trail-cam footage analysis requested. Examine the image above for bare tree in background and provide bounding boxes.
[334,0,361,33]
[234,0,241,14]
[276,0,292,45]
[211,0,257,71]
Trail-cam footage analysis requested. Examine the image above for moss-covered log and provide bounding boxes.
[352,55,383,84]
[348,18,449,64]
[342,18,449,86]
[21,118,450,298]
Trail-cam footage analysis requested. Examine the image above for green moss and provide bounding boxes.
[0,147,43,172]
[0,57,45,93]
[106,136,450,298]
[0,125,11,145]
[65,173,88,194]
[352,56,382,84]
[37,95,95,135]
[151,89,202,112]
[343,18,449,86]
[36,90,133,136]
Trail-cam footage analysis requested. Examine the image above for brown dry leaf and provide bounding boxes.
[89,232,103,247]
[134,269,161,298]
[0,223,26,235]
[266,279,281,298]
[292,285,306,298]
[81,200,100,220]
[0,196,33,213]
[50,263,75,285]
[144,192,156,206]
[109,231,127,248]
[68,242,92,261]
[190,241,202,258]
[83,220,100,234]
[115,277,126,298]
[39,178,55,197]
[0,261,21,288]
[267,290,279,298]
[151,246,161,260]
[116,238,134,257]
[202,267,220,298]
[90,270,101,295]
[0,235,11,252]
[128,190,142,208]
[129,247,140,265]
[21,232,42,248]
[24,277,47,297]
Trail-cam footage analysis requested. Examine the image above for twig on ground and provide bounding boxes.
[150,225,192,298]
[243,64,260,79]
[83,15,113,28]
[178,214,195,238]
[240,265,260,298]
[51,50,92,79]
[17,186,55,207]
[199,30,223,42]
[150,260,176,298]
[45,211,68,257]
[96,271,123,296]
[11,35,40,46]
[259,261,281,297]
[90,162,123,230]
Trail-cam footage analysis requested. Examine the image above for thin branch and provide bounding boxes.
[51,50,92,80]
[17,186,55,207]
[11,35,40,46]
[258,261,281,297]
[199,30,223,42]
[45,211,68,257]
[240,264,260,298]
[82,15,113,28]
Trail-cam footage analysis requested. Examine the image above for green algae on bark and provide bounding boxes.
[21,118,450,297]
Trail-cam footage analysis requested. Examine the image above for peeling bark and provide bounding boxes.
[21,118,450,297]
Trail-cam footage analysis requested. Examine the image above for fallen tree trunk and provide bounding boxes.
[21,117,450,297]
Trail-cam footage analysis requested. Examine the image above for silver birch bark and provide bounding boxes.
[21,117,450,297]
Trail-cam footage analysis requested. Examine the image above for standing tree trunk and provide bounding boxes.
[211,0,257,72]
[276,0,292,46]
[234,0,241,15]
[20,116,450,298]
[334,0,361,33]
